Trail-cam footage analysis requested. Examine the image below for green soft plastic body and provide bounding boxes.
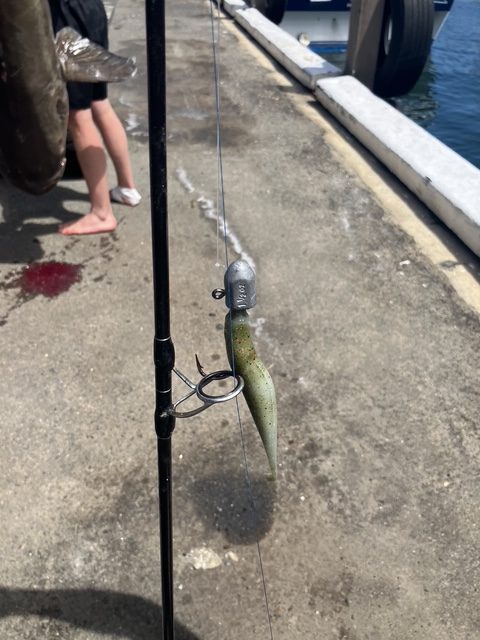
[225,310,277,479]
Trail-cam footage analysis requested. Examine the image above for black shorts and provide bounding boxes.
[48,0,109,110]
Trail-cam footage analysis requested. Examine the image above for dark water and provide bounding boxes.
[394,0,480,168]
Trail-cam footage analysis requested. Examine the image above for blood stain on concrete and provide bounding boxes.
[17,261,83,298]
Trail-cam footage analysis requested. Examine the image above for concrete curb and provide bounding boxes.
[218,1,480,258]
[221,0,339,89]
[315,76,480,257]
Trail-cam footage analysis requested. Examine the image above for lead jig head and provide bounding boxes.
[224,259,256,310]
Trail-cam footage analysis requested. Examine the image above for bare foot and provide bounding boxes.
[59,211,117,236]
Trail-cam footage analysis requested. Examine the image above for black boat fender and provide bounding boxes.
[374,0,434,98]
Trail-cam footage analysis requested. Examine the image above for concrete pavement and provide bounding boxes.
[0,0,479,638]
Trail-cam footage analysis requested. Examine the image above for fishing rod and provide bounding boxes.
[144,5,243,637]
[144,1,277,638]
[144,0,175,637]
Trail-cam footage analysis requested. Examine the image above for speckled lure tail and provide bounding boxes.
[223,260,277,480]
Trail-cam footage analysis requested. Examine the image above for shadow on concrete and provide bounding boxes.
[0,587,201,639]
[0,180,87,264]
[188,470,276,545]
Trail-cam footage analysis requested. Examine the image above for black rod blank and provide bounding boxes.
[145,0,170,338]
[157,436,175,640]
[145,0,176,638]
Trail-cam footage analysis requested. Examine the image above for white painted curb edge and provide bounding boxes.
[316,76,480,257]
[220,0,339,89]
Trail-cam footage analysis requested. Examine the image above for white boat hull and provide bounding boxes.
[279,10,450,49]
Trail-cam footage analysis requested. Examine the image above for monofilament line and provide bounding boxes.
[209,0,228,270]
[208,3,275,639]
[234,398,276,640]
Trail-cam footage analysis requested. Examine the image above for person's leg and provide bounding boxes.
[91,98,136,190]
[60,108,117,235]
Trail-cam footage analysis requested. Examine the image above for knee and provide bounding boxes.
[68,108,93,134]
[91,99,114,122]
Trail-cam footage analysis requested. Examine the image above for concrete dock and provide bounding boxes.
[0,0,479,638]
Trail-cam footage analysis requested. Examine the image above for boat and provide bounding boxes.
[249,0,455,97]
[277,0,455,52]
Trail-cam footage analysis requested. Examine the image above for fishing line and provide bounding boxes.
[209,0,228,270]
[233,395,276,640]
[208,3,275,639]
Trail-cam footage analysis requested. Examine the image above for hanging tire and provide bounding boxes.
[373,0,434,98]
[246,0,287,25]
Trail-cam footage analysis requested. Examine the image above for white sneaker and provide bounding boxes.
[110,186,142,207]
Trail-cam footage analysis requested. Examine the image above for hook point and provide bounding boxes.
[195,354,207,377]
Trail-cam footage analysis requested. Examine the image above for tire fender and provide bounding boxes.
[374,0,434,98]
